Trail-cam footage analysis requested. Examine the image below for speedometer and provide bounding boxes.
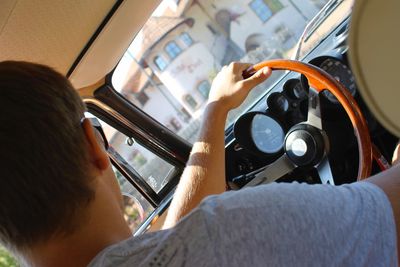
[319,58,357,103]
[250,114,285,154]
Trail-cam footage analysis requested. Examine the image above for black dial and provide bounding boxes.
[250,114,285,154]
[319,58,356,103]
[293,82,307,99]
[283,78,308,100]
[267,92,289,114]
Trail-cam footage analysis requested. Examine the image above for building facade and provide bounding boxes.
[110,0,328,188]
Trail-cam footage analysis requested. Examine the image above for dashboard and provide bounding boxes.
[225,18,397,189]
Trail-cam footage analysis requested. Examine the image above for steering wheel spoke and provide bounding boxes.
[244,154,295,187]
[317,157,335,185]
[306,87,323,129]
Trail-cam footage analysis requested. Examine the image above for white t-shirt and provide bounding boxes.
[89,182,397,267]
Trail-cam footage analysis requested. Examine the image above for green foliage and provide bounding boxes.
[0,247,19,267]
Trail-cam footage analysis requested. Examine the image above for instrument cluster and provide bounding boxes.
[233,78,309,156]
[226,55,359,187]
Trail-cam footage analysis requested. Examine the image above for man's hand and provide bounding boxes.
[163,62,271,229]
[208,62,271,113]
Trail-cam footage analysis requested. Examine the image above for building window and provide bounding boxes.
[183,94,198,110]
[135,91,149,106]
[169,118,182,131]
[154,55,168,71]
[197,80,211,99]
[249,0,283,22]
[266,0,284,13]
[180,32,193,47]
[165,41,182,59]
[180,108,192,122]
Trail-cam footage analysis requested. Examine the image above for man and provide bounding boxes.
[0,60,398,267]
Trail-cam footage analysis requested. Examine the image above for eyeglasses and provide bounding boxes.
[82,117,109,150]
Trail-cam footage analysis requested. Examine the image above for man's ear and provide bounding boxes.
[81,118,109,171]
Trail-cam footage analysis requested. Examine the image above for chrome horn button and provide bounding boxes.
[284,124,328,167]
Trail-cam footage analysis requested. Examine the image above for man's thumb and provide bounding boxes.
[242,67,272,88]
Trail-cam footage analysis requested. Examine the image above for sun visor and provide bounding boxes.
[348,0,400,137]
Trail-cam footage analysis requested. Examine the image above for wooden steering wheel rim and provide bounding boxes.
[243,59,372,180]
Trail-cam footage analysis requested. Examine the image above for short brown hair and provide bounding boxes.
[0,61,95,251]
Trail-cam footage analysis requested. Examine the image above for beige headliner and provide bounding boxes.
[0,0,160,88]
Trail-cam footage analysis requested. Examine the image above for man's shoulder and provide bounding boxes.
[199,181,385,211]
[197,181,397,266]
[88,210,217,267]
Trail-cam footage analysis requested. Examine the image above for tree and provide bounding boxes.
[0,246,18,267]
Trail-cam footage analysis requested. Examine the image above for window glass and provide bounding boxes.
[88,113,176,193]
[154,55,168,71]
[165,41,182,59]
[86,114,158,233]
[180,32,193,47]
[112,0,338,144]
[114,167,155,232]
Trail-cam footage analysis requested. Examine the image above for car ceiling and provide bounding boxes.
[0,0,160,88]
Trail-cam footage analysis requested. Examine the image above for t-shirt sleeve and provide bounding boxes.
[197,182,397,267]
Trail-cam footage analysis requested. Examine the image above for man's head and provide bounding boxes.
[0,61,98,252]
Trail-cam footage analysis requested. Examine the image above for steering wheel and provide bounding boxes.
[241,59,372,185]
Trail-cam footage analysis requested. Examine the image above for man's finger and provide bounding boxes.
[241,67,272,88]
[236,62,253,72]
[226,62,253,72]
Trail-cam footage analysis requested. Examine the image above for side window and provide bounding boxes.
[180,32,193,47]
[164,41,182,59]
[115,167,155,232]
[87,114,178,233]
[154,55,168,71]
[107,128,175,193]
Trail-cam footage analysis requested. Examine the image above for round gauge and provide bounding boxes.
[267,92,289,114]
[319,58,357,103]
[292,82,307,99]
[284,79,308,100]
[250,114,285,154]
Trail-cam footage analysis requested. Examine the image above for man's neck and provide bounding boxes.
[26,179,132,267]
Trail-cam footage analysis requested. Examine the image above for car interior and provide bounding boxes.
[1,0,399,257]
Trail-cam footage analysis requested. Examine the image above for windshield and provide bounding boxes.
[112,0,350,144]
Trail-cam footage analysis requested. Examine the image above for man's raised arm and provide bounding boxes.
[163,63,271,228]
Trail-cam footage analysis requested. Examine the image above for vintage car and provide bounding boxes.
[0,0,399,264]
